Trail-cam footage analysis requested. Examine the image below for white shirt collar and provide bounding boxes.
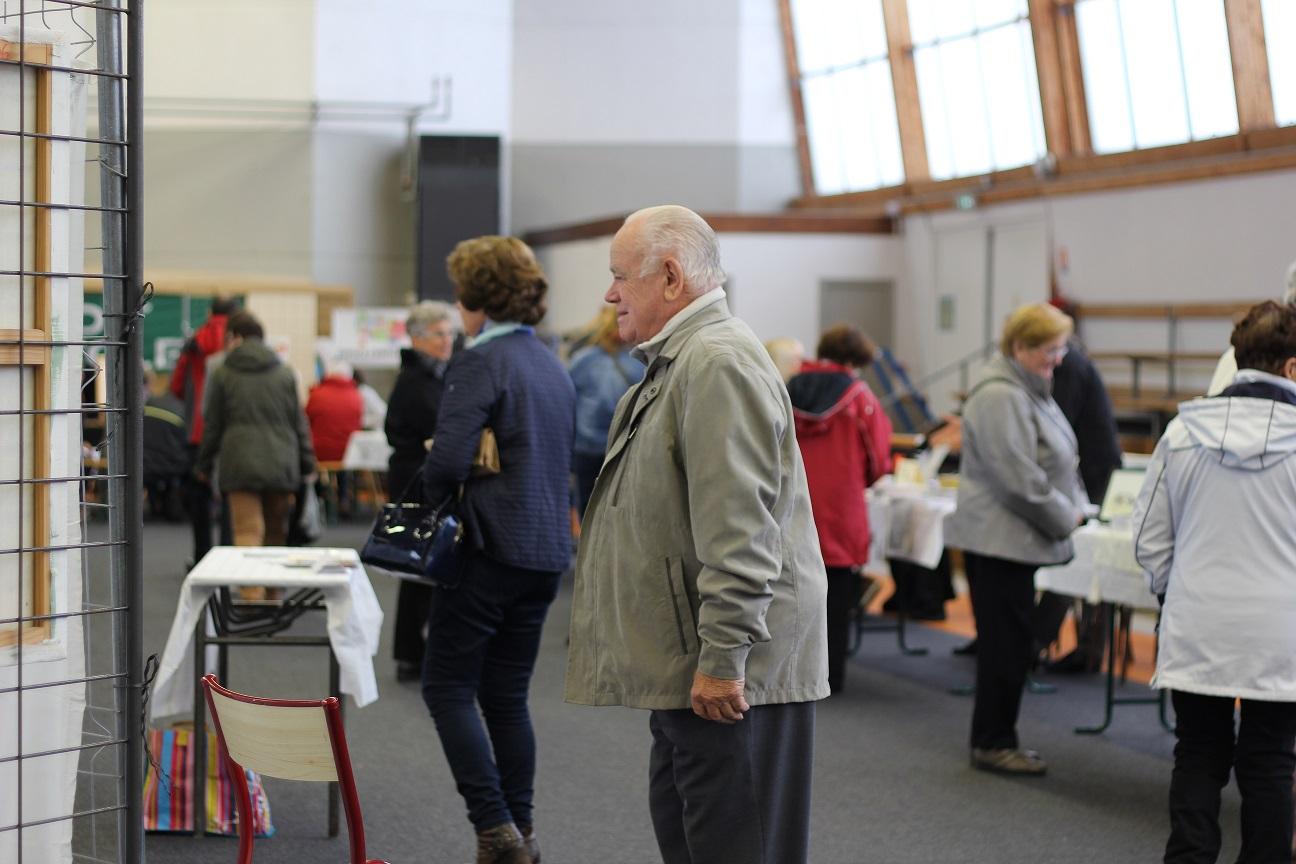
[632,288,726,364]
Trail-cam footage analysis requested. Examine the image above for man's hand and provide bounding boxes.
[690,671,750,724]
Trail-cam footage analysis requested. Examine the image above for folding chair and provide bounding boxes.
[201,674,390,864]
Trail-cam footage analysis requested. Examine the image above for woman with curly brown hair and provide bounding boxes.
[419,235,575,864]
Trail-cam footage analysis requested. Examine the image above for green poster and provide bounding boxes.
[84,293,215,371]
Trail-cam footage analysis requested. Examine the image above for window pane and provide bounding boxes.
[974,0,1028,31]
[804,62,905,194]
[914,19,1044,179]
[791,0,887,74]
[1077,0,1237,153]
[1077,0,1134,153]
[792,0,903,194]
[1262,0,1296,126]
[1121,0,1190,148]
[1176,0,1237,139]
[803,75,847,195]
[907,0,975,44]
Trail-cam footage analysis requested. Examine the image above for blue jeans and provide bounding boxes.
[421,553,561,831]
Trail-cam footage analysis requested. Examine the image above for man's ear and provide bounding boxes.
[1284,356,1296,381]
[662,257,686,302]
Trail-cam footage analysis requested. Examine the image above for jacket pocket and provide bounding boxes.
[664,556,699,656]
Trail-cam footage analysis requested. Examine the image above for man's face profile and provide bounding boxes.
[606,222,665,345]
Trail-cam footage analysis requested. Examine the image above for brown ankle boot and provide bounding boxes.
[475,823,531,864]
[516,823,540,864]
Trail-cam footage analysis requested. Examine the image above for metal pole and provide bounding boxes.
[124,1,146,859]
[97,0,143,860]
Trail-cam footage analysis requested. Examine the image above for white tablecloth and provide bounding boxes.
[866,476,957,571]
[150,547,384,721]
[1036,521,1159,610]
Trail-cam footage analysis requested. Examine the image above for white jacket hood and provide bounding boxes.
[1171,370,1296,471]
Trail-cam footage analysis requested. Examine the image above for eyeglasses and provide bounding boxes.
[1037,344,1069,361]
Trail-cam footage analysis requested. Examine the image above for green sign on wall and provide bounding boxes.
[85,293,216,371]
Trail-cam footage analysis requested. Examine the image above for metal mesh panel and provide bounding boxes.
[0,1,142,862]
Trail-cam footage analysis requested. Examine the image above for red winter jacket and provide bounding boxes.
[169,313,229,445]
[787,360,893,567]
[305,375,364,463]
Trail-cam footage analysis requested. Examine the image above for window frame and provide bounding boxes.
[781,0,1291,214]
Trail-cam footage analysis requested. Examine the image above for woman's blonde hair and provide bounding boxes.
[999,303,1074,356]
[590,305,624,354]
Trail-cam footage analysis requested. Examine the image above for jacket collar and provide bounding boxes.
[991,354,1052,400]
[632,288,727,365]
[1221,369,1296,405]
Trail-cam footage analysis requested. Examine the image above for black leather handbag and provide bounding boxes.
[360,492,467,588]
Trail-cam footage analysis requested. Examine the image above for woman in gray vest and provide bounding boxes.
[944,303,1086,776]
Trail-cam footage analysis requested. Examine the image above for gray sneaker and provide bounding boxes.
[970,747,1047,776]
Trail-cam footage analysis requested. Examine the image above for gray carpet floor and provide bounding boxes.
[139,519,1242,864]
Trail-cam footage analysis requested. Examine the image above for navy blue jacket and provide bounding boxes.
[422,329,576,573]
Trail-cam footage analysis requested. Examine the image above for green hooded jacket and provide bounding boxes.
[196,340,315,492]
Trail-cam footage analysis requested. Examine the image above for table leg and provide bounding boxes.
[328,648,340,838]
[1075,604,1164,734]
[193,614,207,837]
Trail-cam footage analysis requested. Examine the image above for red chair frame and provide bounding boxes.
[201,674,390,864]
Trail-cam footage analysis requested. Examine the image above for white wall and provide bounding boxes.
[896,169,1296,404]
[144,0,315,107]
[509,0,801,230]
[536,231,905,351]
[512,0,740,144]
[315,0,513,136]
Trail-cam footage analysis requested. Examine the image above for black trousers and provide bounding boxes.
[825,567,856,694]
[1166,690,1296,864]
[964,552,1037,750]
[649,701,816,864]
[393,580,433,665]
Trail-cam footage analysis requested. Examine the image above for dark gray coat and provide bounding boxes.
[196,340,315,493]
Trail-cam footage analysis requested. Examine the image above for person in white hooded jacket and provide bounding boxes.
[1134,300,1296,864]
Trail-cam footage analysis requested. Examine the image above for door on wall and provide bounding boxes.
[818,280,894,349]
[990,222,1049,335]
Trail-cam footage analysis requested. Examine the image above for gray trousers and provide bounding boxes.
[648,701,816,864]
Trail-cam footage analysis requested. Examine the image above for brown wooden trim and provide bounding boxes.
[976,146,1296,207]
[1224,0,1275,132]
[881,0,929,181]
[1053,0,1091,154]
[1059,135,1245,175]
[32,66,52,629]
[1088,351,1223,363]
[795,128,1296,216]
[1076,302,1261,319]
[0,626,53,648]
[789,183,907,211]
[1246,126,1296,149]
[0,40,53,66]
[0,330,50,366]
[777,0,815,196]
[524,212,896,247]
[1028,0,1072,157]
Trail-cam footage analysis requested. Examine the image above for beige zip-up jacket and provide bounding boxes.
[564,298,829,710]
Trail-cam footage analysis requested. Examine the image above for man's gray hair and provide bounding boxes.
[1284,259,1296,307]
[626,205,726,295]
[407,300,453,340]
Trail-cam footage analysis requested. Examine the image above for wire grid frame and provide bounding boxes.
[0,1,143,863]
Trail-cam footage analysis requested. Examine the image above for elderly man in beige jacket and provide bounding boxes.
[565,205,829,864]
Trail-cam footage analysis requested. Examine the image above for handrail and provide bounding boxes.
[878,341,996,409]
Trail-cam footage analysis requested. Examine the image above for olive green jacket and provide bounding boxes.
[196,340,315,493]
[564,299,829,710]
